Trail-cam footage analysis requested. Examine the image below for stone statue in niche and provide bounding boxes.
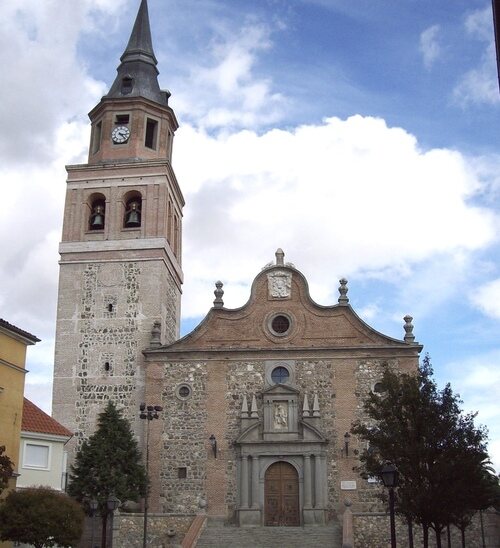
[268,271,292,298]
[273,402,288,429]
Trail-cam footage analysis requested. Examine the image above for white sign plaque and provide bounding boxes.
[341,481,357,491]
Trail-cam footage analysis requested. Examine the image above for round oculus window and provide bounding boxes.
[372,382,386,395]
[271,315,290,334]
[176,384,192,400]
[271,366,290,384]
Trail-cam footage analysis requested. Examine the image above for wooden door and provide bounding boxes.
[264,461,300,526]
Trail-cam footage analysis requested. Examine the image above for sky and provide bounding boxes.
[0,0,499,471]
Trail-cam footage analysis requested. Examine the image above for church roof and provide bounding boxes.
[106,0,169,105]
[21,398,73,438]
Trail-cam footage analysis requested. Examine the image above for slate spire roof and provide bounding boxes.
[121,0,157,68]
[106,0,169,105]
[22,398,73,438]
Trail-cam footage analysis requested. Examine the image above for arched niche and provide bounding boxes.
[88,192,106,231]
[122,190,143,228]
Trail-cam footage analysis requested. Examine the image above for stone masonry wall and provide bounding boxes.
[53,258,180,465]
[225,360,266,517]
[157,356,407,523]
[113,513,194,548]
[353,512,485,548]
[354,359,399,513]
[160,361,208,513]
[296,359,339,512]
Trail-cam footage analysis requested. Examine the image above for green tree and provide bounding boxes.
[352,355,492,548]
[68,400,147,547]
[0,487,84,548]
[0,445,14,494]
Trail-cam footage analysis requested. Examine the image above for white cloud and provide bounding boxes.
[0,1,122,167]
[453,6,500,107]
[174,115,499,318]
[464,5,493,41]
[357,303,381,322]
[419,25,442,69]
[472,278,500,319]
[170,22,286,130]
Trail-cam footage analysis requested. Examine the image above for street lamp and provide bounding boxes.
[380,463,399,548]
[89,498,98,548]
[106,494,120,548]
[139,403,163,548]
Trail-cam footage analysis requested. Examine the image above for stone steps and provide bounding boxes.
[196,522,342,548]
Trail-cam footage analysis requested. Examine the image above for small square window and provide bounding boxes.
[178,467,187,479]
[24,443,49,469]
[115,114,130,125]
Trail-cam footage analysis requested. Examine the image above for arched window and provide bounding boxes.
[123,193,142,228]
[88,195,106,231]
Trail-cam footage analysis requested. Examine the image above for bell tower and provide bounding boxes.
[52,0,183,450]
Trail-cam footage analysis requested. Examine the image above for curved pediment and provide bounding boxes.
[154,257,416,354]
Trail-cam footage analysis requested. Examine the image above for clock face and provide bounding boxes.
[111,125,130,144]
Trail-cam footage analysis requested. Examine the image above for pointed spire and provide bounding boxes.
[106,0,168,105]
[122,0,157,66]
[241,395,249,418]
[250,395,258,418]
[313,394,320,417]
[302,394,310,418]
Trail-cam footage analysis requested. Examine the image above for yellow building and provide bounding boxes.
[0,319,40,491]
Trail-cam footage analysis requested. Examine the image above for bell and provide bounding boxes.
[90,204,105,230]
[91,213,104,229]
[125,201,141,227]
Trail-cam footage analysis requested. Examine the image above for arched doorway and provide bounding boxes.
[264,461,300,526]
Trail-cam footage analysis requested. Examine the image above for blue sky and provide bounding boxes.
[0,0,499,471]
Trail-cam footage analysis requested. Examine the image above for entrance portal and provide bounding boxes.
[264,461,300,526]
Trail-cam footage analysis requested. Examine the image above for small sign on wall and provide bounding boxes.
[341,480,357,491]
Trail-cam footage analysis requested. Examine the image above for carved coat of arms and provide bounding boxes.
[267,271,292,298]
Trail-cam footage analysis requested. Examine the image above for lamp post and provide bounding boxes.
[106,494,120,548]
[139,403,162,548]
[380,463,399,548]
[89,498,98,548]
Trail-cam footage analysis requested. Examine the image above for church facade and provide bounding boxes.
[51,0,423,539]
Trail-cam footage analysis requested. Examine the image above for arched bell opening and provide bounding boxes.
[88,194,106,231]
[123,191,142,228]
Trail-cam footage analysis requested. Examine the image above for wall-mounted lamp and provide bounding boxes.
[209,434,217,458]
[344,432,351,457]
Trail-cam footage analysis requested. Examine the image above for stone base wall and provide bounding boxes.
[78,513,196,548]
[353,511,496,548]
[113,513,195,548]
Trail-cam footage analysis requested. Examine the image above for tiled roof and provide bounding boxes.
[22,398,73,438]
[0,318,40,343]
